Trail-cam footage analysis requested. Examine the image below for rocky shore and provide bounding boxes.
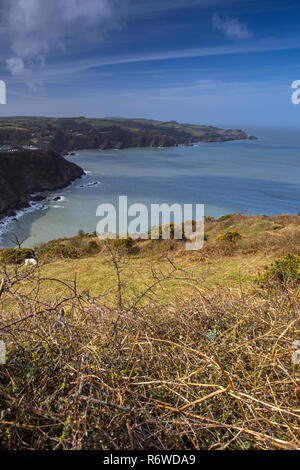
[0,149,84,220]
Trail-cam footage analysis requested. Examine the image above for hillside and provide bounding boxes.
[0,214,299,450]
[0,149,84,219]
[0,117,253,152]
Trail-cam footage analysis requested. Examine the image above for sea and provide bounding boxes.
[0,125,300,248]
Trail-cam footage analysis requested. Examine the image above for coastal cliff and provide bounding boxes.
[0,117,253,153]
[51,124,249,152]
[0,149,84,219]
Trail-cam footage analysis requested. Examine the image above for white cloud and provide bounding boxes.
[212,13,252,39]
[1,0,116,79]
[6,57,25,75]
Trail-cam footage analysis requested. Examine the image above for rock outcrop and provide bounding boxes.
[0,149,84,219]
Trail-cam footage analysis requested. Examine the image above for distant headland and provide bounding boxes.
[0,116,256,153]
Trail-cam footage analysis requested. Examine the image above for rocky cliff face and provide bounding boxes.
[51,127,190,152]
[0,149,84,219]
[51,127,249,152]
[0,117,251,153]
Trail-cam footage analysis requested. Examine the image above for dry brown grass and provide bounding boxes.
[0,242,299,450]
[128,214,300,260]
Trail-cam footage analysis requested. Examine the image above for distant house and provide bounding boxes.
[22,145,38,150]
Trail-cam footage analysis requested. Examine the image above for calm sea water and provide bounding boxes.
[1,126,300,248]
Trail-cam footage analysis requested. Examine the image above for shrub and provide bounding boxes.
[38,242,83,259]
[149,223,183,240]
[159,223,177,239]
[0,248,35,264]
[255,253,300,286]
[155,222,207,242]
[55,245,83,259]
[1,261,299,450]
[112,237,133,252]
[217,230,242,242]
[158,222,201,241]
[77,230,88,239]
[69,237,83,248]
[85,240,100,254]
[217,214,234,222]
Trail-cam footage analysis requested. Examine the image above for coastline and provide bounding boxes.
[2,129,299,249]
[0,170,98,246]
[60,134,257,155]
[0,198,49,242]
[0,139,248,244]
[0,116,255,154]
[0,149,84,224]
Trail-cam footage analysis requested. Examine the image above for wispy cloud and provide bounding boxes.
[3,34,300,88]
[212,13,252,39]
[33,37,300,77]
[0,0,117,84]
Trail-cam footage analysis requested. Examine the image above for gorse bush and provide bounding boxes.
[112,236,133,252]
[0,248,35,264]
[34,235,103,260]
[256,253,300,286]
[217,214,234,222]
[159,222,186,240]
[38,242,83,259]
[217,230,242,242]
[156,221,203,241]
[86,240,100,254]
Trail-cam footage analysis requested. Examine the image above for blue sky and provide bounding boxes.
[0,0,300,126]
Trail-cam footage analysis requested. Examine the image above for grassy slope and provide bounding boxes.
[0,116,243,137]
[36,213,300,302]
